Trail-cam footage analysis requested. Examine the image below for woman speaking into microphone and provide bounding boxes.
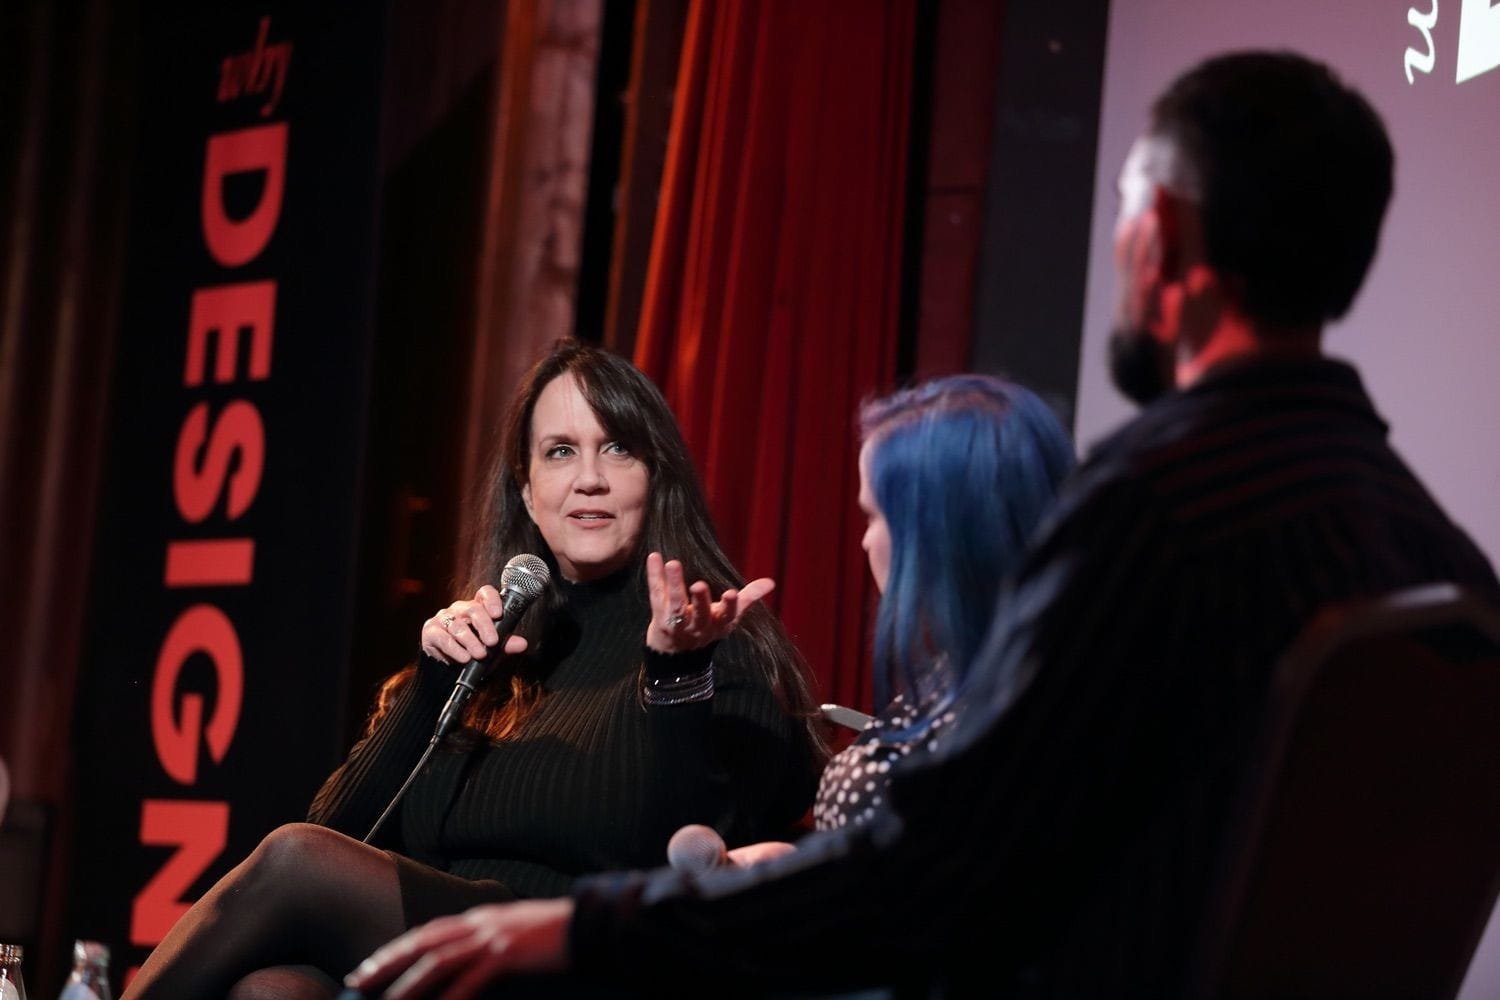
[124,341,826,1000]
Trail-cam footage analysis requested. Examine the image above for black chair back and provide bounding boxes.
[1196,583,1500,999]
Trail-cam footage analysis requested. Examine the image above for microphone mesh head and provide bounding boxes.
[500,554,550,605]
[666,823,725,875]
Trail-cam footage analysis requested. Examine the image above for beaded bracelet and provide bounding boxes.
[642,665,715,705]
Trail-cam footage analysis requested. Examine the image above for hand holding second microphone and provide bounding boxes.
[666,824,798,876]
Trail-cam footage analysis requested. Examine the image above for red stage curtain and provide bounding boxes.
[634,0,916,712]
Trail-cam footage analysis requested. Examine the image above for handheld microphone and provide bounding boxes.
[666,823,728,875]
[364,555,548,844]
[432,553,550,740]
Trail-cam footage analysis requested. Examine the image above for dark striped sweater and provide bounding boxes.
[571,356,1499,997]
[308,567,819,900]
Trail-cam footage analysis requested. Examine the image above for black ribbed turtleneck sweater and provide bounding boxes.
[308,568,819,902]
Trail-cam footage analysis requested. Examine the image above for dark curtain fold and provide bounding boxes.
[0,0,133,807]
[634,0,915,712]
[0,0,136,984]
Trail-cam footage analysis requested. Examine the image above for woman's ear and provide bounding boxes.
[521,483,534,519]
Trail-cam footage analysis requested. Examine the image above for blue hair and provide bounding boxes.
[861,375,1075,720]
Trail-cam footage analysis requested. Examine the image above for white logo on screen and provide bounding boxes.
[1405,0,1500,84]
[1456,0,1500,82]
[1405,0,1438,83]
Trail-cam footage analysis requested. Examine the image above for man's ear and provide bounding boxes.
[1151,185,1187,282]
[1118,193,1166,317]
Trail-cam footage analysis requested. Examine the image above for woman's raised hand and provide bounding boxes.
[421,586,528,664]
[645,551,775,653]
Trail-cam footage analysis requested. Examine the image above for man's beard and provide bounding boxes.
[1107,325,1174,406]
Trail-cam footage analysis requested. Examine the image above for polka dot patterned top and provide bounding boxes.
[812,686,957,831]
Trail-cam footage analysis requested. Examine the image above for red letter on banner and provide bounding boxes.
[202,122,288,266]
[173,400,265,523]
[185,282,276,385]
[152,604,243,785]
[130,799,229,945]
[164,539,255,587]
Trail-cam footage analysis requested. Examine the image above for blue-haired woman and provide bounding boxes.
[716,374,1075,866]
[814,374,1076,830]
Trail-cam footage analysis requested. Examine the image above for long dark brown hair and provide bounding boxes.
[373,340,827,753]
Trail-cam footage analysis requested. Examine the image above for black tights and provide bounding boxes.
[122,823,405,1000]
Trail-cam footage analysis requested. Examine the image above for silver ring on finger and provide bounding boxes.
[440,612,457,631]
[665,610,687,629]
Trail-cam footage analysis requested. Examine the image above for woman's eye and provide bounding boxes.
[545,445,574,459]
[604,442,630,456]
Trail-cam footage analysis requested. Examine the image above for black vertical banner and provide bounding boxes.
[67,3,387,980]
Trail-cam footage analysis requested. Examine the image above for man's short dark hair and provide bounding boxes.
[1150,51,1394,329]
